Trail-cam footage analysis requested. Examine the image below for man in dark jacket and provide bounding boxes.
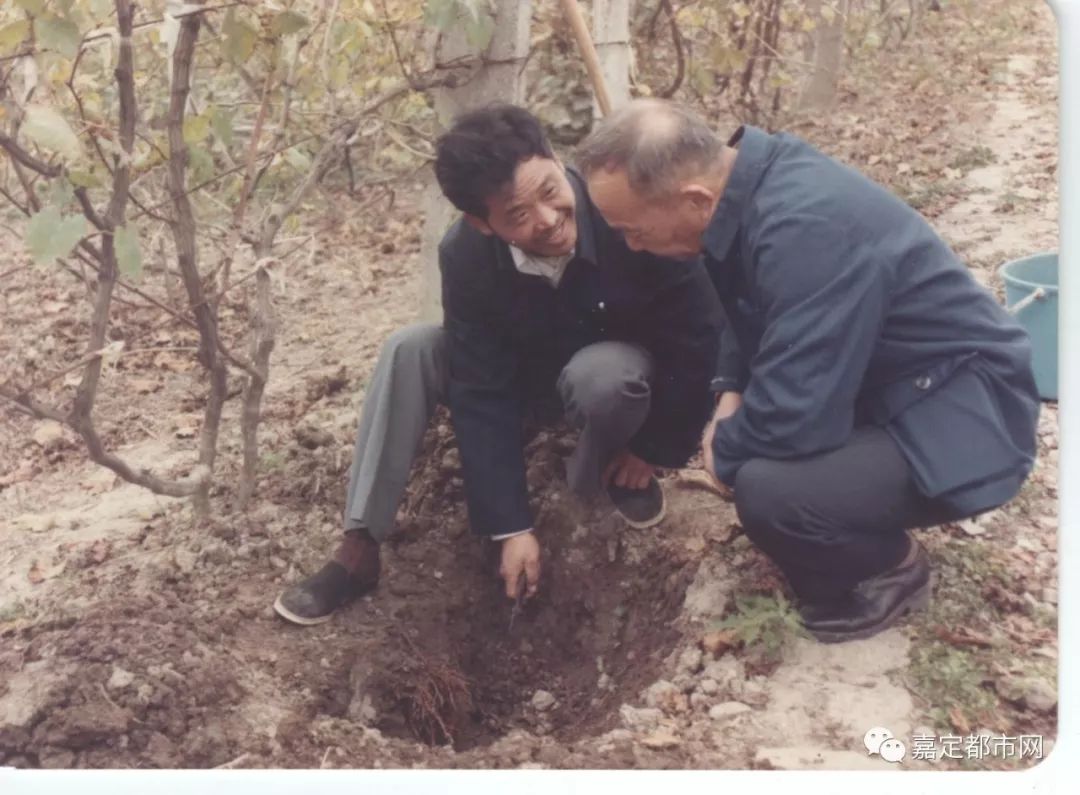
[578,99,1040,643]
[274,104,723,625]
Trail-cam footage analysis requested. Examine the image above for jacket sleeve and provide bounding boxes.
[710,304,749,394]
[440,249,533,537]
[710,213,887,485]
[627,259,723,468]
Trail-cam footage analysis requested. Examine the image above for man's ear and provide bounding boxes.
[680,184,716,213]
[464,214,494,236]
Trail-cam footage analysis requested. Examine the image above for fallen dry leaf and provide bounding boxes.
[701,629,739,657]
[957,519,985,536]
[934,625,994,648]
[28,559,65,584]
[674,470,733,500]
[90,539,111,564]
[949,705,972,735]
[130,377,160,394]
[707,523,740,545]
[683,536,706,555]
[174,423,198,439]
[640,730,681,749]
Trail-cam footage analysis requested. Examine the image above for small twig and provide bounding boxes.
[237,261,277,507]
[658,0,686,98]
[321,0,342,89]
[380,0,413,84]
[75,187,107,230]
[10,345,111,397]
[0,264,32,281]
[0,1,249,65]
[213,753,252,770]
[213,62,276,303]
[66,46,115,177]
[382,124,434,162]
[0,132,62,178]
[0,385,67,424]
[319,747,335,769]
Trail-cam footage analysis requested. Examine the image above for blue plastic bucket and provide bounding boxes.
[999,251,1058,401]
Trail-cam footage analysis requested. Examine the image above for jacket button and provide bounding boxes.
[915,375,932,390]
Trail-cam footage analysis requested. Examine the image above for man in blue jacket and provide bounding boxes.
[578,99,1040,643]
[274,104,723,625]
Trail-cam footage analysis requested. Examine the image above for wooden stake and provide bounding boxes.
[558,0,614,116]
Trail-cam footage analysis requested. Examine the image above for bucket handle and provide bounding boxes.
[1008,287,1050,316]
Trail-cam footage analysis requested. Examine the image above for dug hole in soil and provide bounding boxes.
[0,412,716,769]
[341,418,694,752]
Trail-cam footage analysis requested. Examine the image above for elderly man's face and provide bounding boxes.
[586,168,706,259]
[468,156,578,257]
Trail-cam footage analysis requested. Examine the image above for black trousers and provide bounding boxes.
[733,426,971,603]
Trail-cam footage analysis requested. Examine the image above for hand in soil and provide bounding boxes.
[701,392,742,498]
[603,449,655,490]
[499,532,540,600]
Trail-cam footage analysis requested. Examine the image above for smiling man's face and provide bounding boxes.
[467,156,578,257]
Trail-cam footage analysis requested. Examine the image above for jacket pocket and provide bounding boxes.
[861,352,979,425]
[885,358,1036,500]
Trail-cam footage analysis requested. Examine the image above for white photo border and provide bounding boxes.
[2,0,1077,791]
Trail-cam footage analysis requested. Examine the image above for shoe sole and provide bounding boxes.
[616,491,667,529]
[807,577,933,644]
[272,595,335,626]
[270,578,380,626]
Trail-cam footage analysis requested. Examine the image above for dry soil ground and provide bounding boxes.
[0,0,1061,771]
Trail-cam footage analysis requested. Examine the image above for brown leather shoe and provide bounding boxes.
[273,529,380,626]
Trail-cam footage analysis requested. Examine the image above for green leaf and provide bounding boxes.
[26,207,86,265]
[0,20,31,52]
[89,0,114,21]
[22,104,83,162]
[424,0,458,32]
[284,147,311,172]
[182,112,211,145]
[114,226,141,279]
[35,15,81,59]
[223,10,258,62]
[209,106,234,148]
[464,8,494,50]
[188,146,214,185]
[68,168,104,188]
[45,177,74,209]
[15,0,46,16]
[271,11,309,37]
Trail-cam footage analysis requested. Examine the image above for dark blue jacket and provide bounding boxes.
[440,168,723,536]
[706,126,1040,517]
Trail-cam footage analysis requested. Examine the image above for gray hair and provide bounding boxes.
[576,99,725,197]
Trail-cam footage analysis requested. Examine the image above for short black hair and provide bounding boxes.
[434,103,556,218]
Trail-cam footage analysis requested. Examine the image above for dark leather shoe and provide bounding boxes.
[800,537,931,643]
[273,529,380,626]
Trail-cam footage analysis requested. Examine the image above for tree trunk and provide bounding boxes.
[418,0,532,321]
[797,0,849,113]
[592,0,632,116]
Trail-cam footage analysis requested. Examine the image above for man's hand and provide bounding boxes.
[701,392,743,498]
[602,450,656,490]
[500,532,541,599]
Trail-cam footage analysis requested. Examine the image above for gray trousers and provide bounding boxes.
[344,323,654,541]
